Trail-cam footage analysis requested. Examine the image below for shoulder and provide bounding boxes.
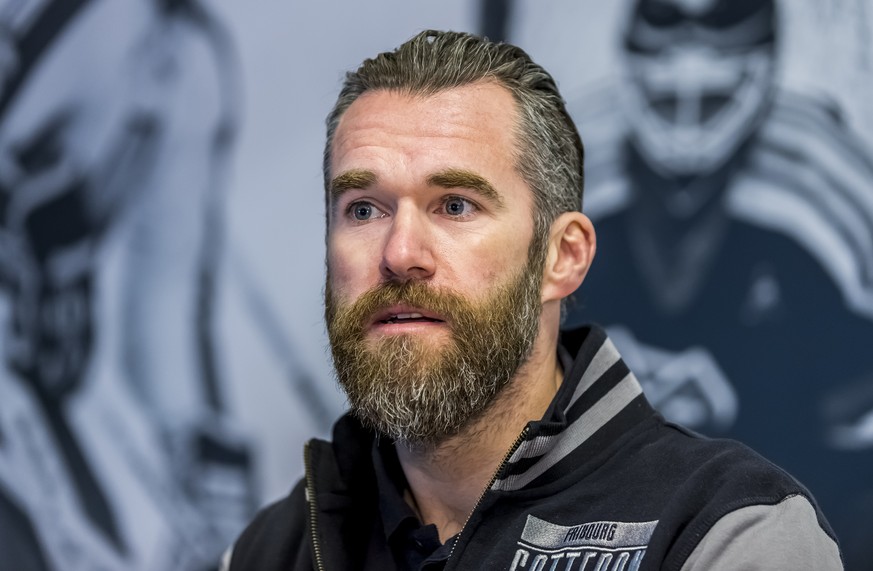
[638,424,842,569]
[224,420,376,571]
[677,494,843,571]
[225,479,310,571]
[649,423,817,507]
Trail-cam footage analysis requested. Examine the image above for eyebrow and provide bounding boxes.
[427,169,505,209]
[329,169,378,202]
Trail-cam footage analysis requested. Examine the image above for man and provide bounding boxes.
[225,30,841,570]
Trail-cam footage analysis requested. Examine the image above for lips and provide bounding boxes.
[371,305,446,326]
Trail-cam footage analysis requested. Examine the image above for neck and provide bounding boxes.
[395,316,562,543]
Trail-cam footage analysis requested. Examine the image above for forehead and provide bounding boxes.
[329,82,523,185]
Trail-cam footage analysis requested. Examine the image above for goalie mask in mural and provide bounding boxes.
[621,0,778,177]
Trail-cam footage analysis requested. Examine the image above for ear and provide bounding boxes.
[540,211,596,303]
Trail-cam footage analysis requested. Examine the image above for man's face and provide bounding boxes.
[325,82,544,446]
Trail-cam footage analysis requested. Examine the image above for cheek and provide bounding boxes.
[451,239,529,296]
[327,236,377,299]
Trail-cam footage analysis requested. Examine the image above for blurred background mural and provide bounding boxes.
[501,0,873,568]
[0,0,870,569]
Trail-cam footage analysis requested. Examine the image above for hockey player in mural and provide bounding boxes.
[499,0,873,566]
[0,1,255,569]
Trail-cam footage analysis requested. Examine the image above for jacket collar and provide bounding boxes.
[492,324,655,492]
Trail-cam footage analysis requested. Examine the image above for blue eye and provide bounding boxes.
[353,203,373,220]
[443,197,474,217]
[348,201,384,221]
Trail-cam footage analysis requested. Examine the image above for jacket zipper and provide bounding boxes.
[446,425,530,566]
[304,441,326,571]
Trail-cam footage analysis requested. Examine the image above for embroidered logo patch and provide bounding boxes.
[509,515,658,571]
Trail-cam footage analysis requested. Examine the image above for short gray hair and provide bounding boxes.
[323,30,584,243]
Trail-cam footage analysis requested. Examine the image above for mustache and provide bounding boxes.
[326,281,474,334]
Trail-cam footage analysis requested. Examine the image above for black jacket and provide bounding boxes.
[227,326,842,570]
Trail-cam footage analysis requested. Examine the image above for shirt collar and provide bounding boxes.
[372,435,419,541]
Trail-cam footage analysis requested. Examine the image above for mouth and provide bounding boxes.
[370,305,447,329]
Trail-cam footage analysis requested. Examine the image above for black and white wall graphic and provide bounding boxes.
[1,0,871,569]
[0,1,255,569]
[496,0,873,568]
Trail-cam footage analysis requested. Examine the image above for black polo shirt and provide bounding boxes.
[373,438,456,571]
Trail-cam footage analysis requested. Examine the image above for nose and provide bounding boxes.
[379,207,435,282]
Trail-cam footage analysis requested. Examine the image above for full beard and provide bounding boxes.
[325,242,547,449]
